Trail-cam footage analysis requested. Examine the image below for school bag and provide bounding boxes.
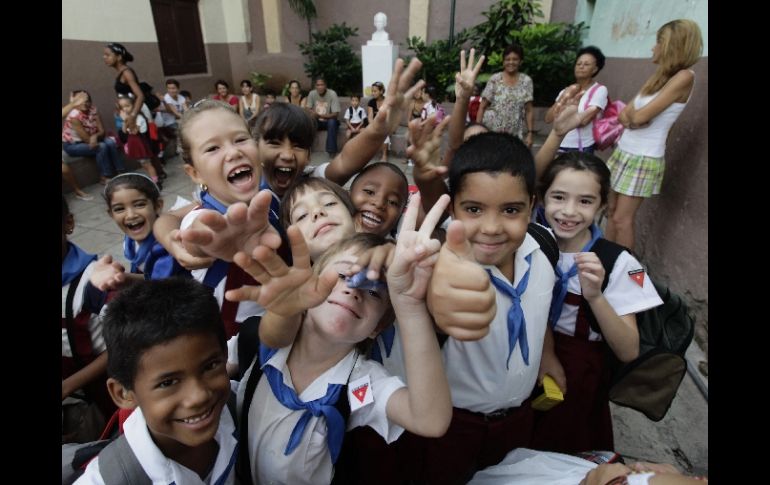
[592,93,625,151]
[584,239,695,421]
[117,67,162,111]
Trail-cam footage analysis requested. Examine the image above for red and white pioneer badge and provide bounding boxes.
[348,375,374,411]
[628,269,645,287]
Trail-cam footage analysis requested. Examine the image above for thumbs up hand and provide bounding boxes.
[427,220,497,341]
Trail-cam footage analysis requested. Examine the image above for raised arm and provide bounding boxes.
[324,58,425,186]
[384,194,452,437]
[447,49,485,154]
[408,115,451,218]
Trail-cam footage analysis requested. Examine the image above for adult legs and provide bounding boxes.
[101,137,126,173]
[61,161,92,199]
[64,142,112,179]
[605,191,645,250]
[318,118,339,155]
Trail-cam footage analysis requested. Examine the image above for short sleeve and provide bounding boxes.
[522,74,534,103]
[603,251,664,317]
[346,360,406,443]
[481,74,497,103]
[330,91,341,113]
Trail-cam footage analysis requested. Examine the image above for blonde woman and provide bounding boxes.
[605,19,703,250]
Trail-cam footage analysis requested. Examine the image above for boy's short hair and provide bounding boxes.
[165,79,180,88]
[103,278,226,389]
[448,131,535,199]
[350,94,361,100]
[280,177,355,229]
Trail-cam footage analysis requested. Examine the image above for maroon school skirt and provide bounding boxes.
[531,331,614,453]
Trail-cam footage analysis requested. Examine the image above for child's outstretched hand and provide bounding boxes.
[385,193,449,303]
[374,58,426,135]
[454,48,485,101]
[226,226,339,318]
[552,84,585,136]
[575,252,606,302]
[407,114,452,182]
[427,220,497,340]
[165,228,216,270]
[180,190,282,262]
[89,254,126,291]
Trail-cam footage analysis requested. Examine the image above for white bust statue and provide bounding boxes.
[371,12,389,42]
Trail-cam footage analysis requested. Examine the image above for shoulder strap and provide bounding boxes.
[237,315,262,381]
[237,328,264,485]
[115,67,132,82]
[584,238,627,334]
[583,83,602,111]
[98,434,151,484]
[65,272,85,368]
[348,106,353,117]
[527,222,558,270]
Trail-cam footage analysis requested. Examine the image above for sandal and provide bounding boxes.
[75,193,94,201]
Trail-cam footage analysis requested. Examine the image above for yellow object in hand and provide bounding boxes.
[531,374,564,411]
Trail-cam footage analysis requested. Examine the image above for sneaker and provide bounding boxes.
[75,193,94,201]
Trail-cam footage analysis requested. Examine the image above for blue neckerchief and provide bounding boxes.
[200,191,228,214]
[371,326,396,363]
[486,253,533,368]
[548,224,602,328]
[259,345,346,464]
[62,243,97,286]
[145,242,191,280]
[123,233,156,274]
[534,205,549,227]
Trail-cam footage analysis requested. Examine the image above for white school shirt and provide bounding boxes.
[443,233,556,414]
[553,250,663,340]
[75,406,238,485]
[557,82,608,149]
[344,106,367,124]
[181,208,266,322]
[61,261,107,358]
[237,345,405,485]
[617,72,694,158]
[161,93,186,126]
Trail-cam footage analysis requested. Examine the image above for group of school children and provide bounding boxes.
[63,20,704,484]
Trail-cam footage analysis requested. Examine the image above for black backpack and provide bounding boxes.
[139,81,161,111]
[586,239,695,421]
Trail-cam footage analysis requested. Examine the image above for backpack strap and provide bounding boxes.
[237,315,262,381]
[98,434,151,484]
[115,67,131,82]
[348,106,354,118]
[583,238,627,334]
[527,222,558,270]
[65,271,86,369]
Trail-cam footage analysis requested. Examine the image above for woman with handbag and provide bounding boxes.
[544,46,608,154]
[604,20,703,250]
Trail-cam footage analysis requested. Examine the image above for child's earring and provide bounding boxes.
[200,183,208,193]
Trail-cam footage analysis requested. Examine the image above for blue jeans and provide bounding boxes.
[63,138,125,177]
[316,118,339,154]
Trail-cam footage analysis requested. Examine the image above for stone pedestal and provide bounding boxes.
[362,42,398,97]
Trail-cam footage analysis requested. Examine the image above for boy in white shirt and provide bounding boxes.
[76,279,237,485]
[344,94,367,139]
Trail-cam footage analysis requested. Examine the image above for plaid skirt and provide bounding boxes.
[606,148,665,197]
